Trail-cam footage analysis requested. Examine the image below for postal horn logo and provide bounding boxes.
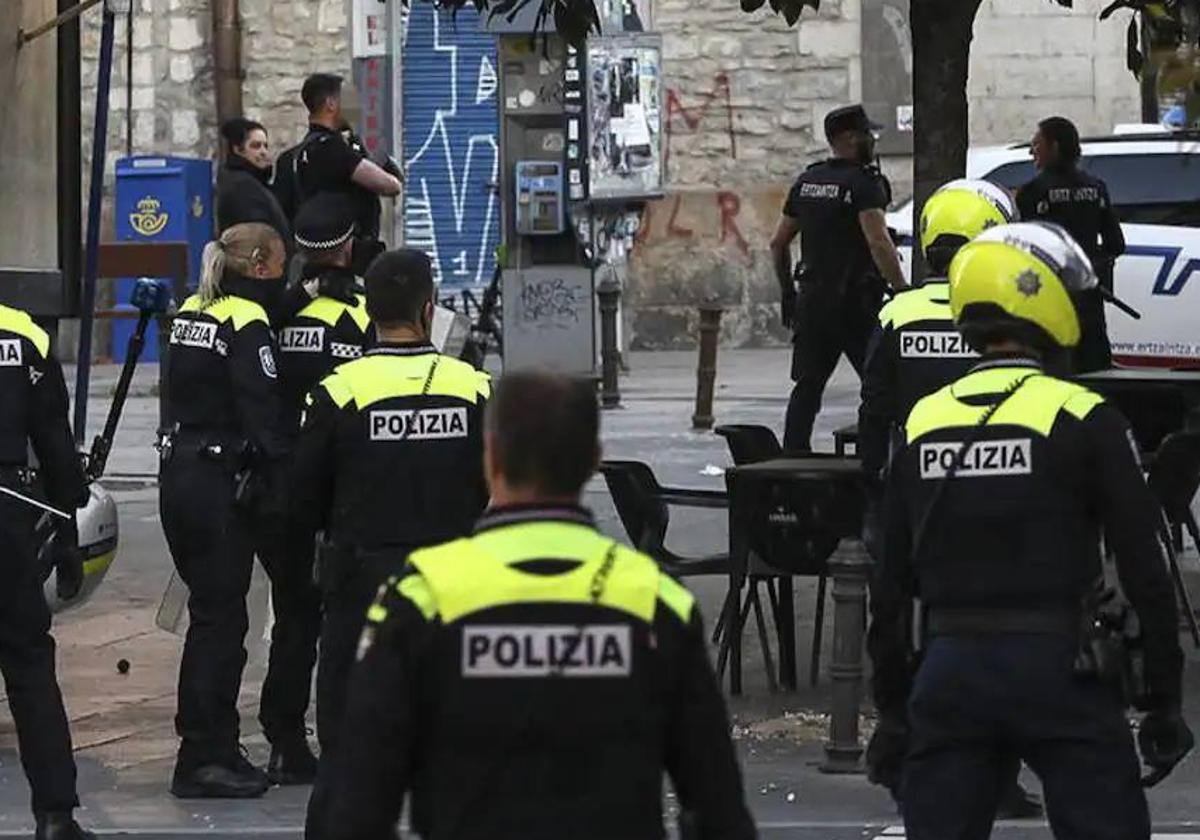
[130,197,169,237]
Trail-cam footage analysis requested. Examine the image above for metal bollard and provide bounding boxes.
[691,305,723,429]
[821,536,871,774]
[596,273,621,409]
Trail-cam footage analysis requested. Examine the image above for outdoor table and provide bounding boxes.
[724,456,863,696]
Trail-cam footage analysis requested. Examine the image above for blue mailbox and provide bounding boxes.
[113,156,213,361]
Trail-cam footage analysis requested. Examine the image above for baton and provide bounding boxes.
[1099,287,1142,320]
[0,484,71,520]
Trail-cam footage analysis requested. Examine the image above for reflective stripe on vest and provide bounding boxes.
[0,304,49,358]
[878,281,952,330]
[179,294,268,331]
[298,294,369,332]
[906,368,1104,443]
[403,522,693,625]
[318,353,491,410]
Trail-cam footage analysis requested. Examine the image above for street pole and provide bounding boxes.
[691,305,722,429]
[597,268,621,408]
[821,536,871,774]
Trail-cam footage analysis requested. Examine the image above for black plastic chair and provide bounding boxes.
[1145,430,1200,648]
[714,424,833,688]
[598,460,770,684]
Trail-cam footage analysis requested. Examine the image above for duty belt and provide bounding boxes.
[0,465,35,487]
[927,607,1079,637]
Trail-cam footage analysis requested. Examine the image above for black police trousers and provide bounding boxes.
[160,449,255,768]
[256,523,321,749]
[1073,289,1112,373]
[0,493,78,814]
[902,634,1148,840]
[785,279,881,451]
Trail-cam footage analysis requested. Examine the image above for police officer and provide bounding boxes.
[160,222,290,798]
[290,248,490,765]
[868,221,1192,838]
[771,104,907,452]
[859,179,1014,481]
[255,194,374,785]
[0,304,94,839]
[859,180,1046,819]
[312,371,757,840]
[287,73,403,276]
[1017,116,1125,372]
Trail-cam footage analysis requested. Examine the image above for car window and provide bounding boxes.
[984,153,1200,227]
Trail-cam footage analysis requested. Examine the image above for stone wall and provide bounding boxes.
[626,0,1142,350]
[82,0,350,177]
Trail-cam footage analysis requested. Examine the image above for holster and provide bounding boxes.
[315,536,411,598]
[1073,588,1147,709]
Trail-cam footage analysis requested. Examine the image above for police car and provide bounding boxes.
[889,127,1200,368]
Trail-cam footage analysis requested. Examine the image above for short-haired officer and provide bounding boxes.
[859,179,1014,481]
[312,372,757,840]
[868,221,1192,838]
[0,304,94,839]
[771,104,907,452]
[161,222,291,798]
[291,249,490,766]
[1017,116,1125,372]
[282,73,403,276]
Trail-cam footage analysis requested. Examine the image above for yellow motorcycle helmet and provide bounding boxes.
[948,221,1097,349]
[919,179,1017,268]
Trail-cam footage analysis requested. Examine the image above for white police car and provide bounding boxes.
[889,127,1200,368]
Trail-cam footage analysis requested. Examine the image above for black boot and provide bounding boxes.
[996,780,1043,819]
[171,749,269,799]
[267,738,318,785]
[34,813,96,840]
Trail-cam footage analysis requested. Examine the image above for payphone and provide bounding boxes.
[514,161,566,236]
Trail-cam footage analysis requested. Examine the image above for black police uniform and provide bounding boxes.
[869,356,1182,838]
[291,124,383,275]
[1017,170,1126,371]
[259,249,372,757]
[314,506,757,840]
[783,158,891,451]
[0,305,87,817]
[291,342,490,755]
[160,278,290,784]
[858,280,977,480]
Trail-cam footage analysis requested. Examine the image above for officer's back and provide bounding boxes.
[315,372,756,840]
[292,248,488,553]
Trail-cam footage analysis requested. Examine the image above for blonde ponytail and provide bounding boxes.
[199,223,284,306]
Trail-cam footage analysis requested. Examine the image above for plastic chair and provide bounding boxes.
[714,424,833,688]
[1145,430,1200,648]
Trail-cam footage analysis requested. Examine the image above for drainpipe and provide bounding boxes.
[212,0,243,141]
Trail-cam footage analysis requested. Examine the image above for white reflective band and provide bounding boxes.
[279,326,325,353]
[919,438,1032,479]
[0,338,22,366]
[900,331,976,359]
[169,319,216,349]
[369,407,468,441]
[462,625,632,678]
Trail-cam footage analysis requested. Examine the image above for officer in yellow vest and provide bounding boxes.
[859,179,1014,481]
[160,222,291,798]
[309,371,756,840]
[290,249,490,766]
[868,221,1192,839]
[0,303,93,839]
[257,193,371,785]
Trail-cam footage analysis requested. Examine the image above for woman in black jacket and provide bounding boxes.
[216,118,292,243]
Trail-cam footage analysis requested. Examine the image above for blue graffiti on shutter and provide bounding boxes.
[403,4,499,290]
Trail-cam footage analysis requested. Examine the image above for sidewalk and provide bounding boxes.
[0,349,1193,836]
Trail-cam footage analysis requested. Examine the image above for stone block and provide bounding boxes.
[133,111,156,149]
[797,18,859,60]
[699,33,743,59]
[131,53,156,86]
[169,16,203,51]
[970,55,1092,99]
[317,0,345,33]
[972,15,1096,57]
[172,109,201,147]
[169,55,194,83]
[132,16,153,48]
